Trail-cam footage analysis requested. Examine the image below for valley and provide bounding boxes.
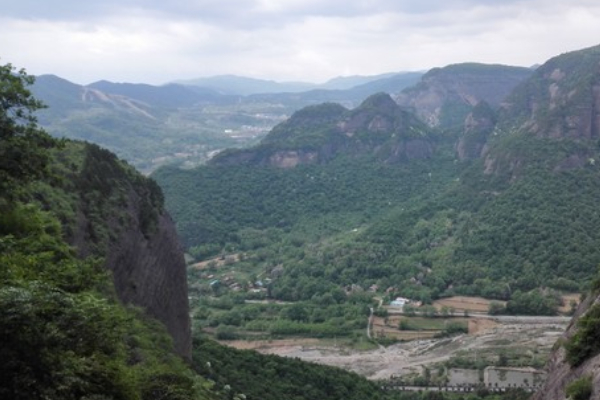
[244,314,567,381]
[8,43,600,400]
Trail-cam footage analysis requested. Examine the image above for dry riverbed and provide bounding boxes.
[223,316,569,381]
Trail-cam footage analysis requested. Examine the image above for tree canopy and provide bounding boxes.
[0,62,58,200]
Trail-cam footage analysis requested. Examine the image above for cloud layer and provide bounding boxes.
[2,0,600,84]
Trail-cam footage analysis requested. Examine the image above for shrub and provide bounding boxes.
[565,304,600,366]
[566,376,593,400]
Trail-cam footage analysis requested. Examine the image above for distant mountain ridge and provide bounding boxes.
[175,72,416,95]
[31,71,424,172]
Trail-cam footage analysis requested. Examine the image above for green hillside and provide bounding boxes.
[0,63,218,400]
[155,45,600,313]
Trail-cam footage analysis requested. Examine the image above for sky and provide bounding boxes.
[2,0,600,85]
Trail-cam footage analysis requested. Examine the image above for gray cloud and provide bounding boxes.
[1,0,599,84]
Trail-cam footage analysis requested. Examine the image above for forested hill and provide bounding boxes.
[210,93,434,167]
[155,43,600,310]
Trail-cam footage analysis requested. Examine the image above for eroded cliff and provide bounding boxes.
[40,142,191,359]
[533,292,600,400]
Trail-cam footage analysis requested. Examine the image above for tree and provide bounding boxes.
[0,62,58,200]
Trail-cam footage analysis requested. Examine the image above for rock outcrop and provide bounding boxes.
[498,44,600,140]
[395,63,531,129]
[532,293,600,400]
[103,211,191,359]
[59,142,192,359]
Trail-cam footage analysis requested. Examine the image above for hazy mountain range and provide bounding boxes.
[30,71,424,172]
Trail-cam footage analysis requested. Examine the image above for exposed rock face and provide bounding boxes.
[532,294,600,400]
[73,207,192,360]
[498,45,600,140]
[66,144,192,359]
[104,210,191,359]
[455,101,497,160]
[482,45,600,178]
[268,150,318,168]
[395,63,531,129]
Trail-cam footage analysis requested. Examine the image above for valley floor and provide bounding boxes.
[222,315,569,380]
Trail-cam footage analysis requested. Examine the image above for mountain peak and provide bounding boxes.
[358,92,399,113]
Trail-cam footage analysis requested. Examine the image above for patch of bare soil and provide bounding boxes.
[223,338,321,351]
[433,296,504,313]
[558,293,580,314]
[468,318,498,334]
[192,254,240,270]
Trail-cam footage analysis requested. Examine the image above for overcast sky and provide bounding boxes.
[2,0,600,85]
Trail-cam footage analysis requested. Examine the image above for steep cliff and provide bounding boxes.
[37,141,191,358]
[480,45,600,178]
[395,63,532,129]
[532,290,600,400]
[455,101,497,160]
[498,44,600,140]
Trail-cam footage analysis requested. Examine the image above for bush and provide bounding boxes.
[565,304,600,366]
[488,301,506,315]
[566,376,593,400]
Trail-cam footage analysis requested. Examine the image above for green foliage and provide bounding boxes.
[488,301,506,315]
[437,321,468,337]
[0,62,59,199]
[194,294,370,341]
[565,304,600,367]
[193,334,391,400]
[566,376,593,400]
[504,289,560,316]
[0,283,133,400]
[158,49,600,319]
[0,62,221,400]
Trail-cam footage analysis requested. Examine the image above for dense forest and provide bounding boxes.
[152,45,600,320]
[154,114,600,309]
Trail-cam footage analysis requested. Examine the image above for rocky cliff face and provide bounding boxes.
[395,63,532,129]
[480,45,600,178]
[498,45,600,140]
[57,143,191,359]
[102,210,191,359]
[532,293,600,400]
[455,101,497,160]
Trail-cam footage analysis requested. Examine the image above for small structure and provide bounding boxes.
[484,367,546,389]
[390,297,411,307]
[447,369,480,387]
